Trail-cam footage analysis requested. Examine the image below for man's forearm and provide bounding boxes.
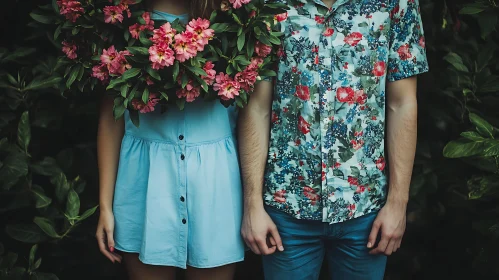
[237,81,273,210]
[385,99,417,205]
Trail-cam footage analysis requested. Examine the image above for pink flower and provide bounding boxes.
[103,5,124,24]
[249,57,264,70]
[174,32,198,62]
[274,12,288,22]
[176,82,201,102]
[132,93,160,113]
[129,23,142,39]
[141,12,155,31]
[213,73,240,100]
[397,44,412,60]
[57,0,84,22]
[201,61,216,85]
[254,41,272,57]
[91,63,109,83]
[145,77,154,85]
[274,189,286,203]
[229,0,251,9]
[186,18,214,51]
[118,0,135,18]
[235,67,258,92]
[100,45,119,65]
[62,40,77,60]
[100,46,131,75]
[249,10,256,18]
[372,61,386,76]
[376,157,386,171]
[336,87,354,103]
[148,44,175,70]
[152,22,177,45]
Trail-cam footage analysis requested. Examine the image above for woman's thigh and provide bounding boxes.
[186,264,237,280]
[123,253,176,280]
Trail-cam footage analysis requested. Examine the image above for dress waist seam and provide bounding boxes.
[123,132,234,146]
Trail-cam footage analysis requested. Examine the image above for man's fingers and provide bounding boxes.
[269,226,284,252]
[385,240,397,256]
[268,236,276,247]
[370,232,390,255]
[256,238,276,255]
[367,220,381,249]
[245,237,262,255]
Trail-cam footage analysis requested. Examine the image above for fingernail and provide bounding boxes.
[367,242,372,248]
[278,246,284,251]
[109,246,114,252]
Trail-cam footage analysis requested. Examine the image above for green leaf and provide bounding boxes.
[172,61,179,80]
[0,152,29,190]
[460,131,484,141]
[113,98,126,119]
[30,13,54,24]
[443,52,468,72]
[443,139,484,158]
[126,46,150,56]
[129,109,140,127]
[477,11,497,39]
[246,38,255,58]
[146,66,161,81]
[6,224,45,243]
[33,217,60,238]
[176,99,185,110]
[106,77,125,90]
[29,245,38,268]
[17,111,30,153]
[468,175,499,199]
[139,32,153,47]
[470,113,494,138]
[482,140,499,157]
[210,23,229,33]
[32,186,52,208]
[478,75,499,93]
[237,33,246,51]
[54,24,62,40]
[25,76,62,91]
[142,87,150,104]
[259,69,277,77]
[122,68,141,81]
[2,47,36,62]
[185,65,207,77]
[32,272,60,280]
[7,73,18,86]
[34,258,42,270]
[51,173,69,204]
[120,84,129,98]
[66,189,80,219]
[350,166,361,177]
[66,64,81,88]
[78,205,99,222]
[459,6,485,15]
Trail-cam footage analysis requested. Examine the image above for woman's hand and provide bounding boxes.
[96,209,122,263]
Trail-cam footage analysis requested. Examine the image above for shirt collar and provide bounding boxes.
[296,0,349,10]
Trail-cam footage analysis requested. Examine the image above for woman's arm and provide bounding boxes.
[96,96,124,263]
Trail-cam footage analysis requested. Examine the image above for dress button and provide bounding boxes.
[181,154,185,160]
[182,218,186,224]
[180,196,185,202]
[179,135,184,140]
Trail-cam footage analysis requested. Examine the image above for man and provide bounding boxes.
[238,0,428,279]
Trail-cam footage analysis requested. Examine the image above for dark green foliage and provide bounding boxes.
[0,0,499,279]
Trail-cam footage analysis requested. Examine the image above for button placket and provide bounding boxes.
[177,110,188,264]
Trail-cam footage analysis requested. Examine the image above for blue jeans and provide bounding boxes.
[262,206,387,280]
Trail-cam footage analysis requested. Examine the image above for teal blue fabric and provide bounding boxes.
[112,11,245,269]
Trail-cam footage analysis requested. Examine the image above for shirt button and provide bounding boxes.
[182,218,186,224]
[179,135,184,140]
[180,196,185,202]
[181,154,185,160]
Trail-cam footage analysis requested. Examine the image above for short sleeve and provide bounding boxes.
[387,0,429,82]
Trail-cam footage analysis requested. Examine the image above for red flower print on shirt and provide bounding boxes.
[295,85,310,101]
[351,139,364,150]
[397,44,412,60]
[272,111,279,123]
[348,176,359,186]
[315,15,325,24]
[274,189,286,203]
[376,156,386,171]
[323,27,334,37]
[344,32,363,46]
[303,186,319,205]
[353,89,367,105]
[372,61,386,76]
[356,185,366,193]
[298,115,311,134]
[336,87,355,103]
[419,36,425,48]
[275,12,288,22]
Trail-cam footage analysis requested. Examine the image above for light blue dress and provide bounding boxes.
[112,11,245,269]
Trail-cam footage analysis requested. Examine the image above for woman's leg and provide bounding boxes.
[123,253,176,280]
[186,264,237,280]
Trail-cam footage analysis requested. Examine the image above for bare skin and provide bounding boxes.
[95,1,237,279]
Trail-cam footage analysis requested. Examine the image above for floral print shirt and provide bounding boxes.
[264,0,429,223]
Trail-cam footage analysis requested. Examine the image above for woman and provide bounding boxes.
[95,1,244,279]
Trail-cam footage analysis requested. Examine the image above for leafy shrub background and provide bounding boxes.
[0,0,498,279]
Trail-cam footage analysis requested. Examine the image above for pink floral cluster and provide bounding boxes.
[213,41,270,101]
[62,40,78,60]
[175,61,217,103]
[103,0,135,24]
[223,0,252,9]
[57,0,84,22]
[132,93,160,113]
[91,46,132,82]
[129,12,155,39]
[148,18,214,70]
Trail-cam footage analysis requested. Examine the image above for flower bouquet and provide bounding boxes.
[30,0,288,125]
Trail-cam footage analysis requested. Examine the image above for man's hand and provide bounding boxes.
[241,205,284,255]
[367,201,407,256]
